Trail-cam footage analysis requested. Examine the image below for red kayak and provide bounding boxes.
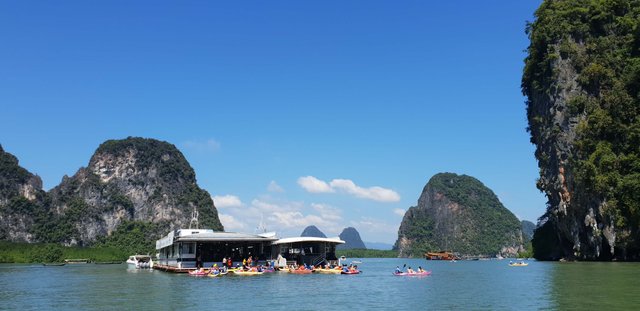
[188,270,209,276]
[289,268,313,274]
[341,270,361,275]
[393,271,431,276]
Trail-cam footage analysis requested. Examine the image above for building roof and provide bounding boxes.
[272,237,345,245]
[156,229,279,249]
[176,231,279,243]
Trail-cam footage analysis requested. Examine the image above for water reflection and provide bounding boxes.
[551,262,640,310]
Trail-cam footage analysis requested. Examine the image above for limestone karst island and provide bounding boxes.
[2,0,640,310]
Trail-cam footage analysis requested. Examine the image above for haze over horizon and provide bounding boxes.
[0,1,544,244]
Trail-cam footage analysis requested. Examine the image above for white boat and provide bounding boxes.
[126,255,153,269]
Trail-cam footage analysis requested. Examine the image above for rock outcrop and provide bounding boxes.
[337,227,366,250]
[0,145,47,242]
[0,138,223,247]
[46,137,223,245]
[521,220,536,242]
[523,1,640,260]
[394,173,523,258]
[300,225,327,238]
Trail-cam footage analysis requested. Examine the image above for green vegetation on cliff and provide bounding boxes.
[524,0,640,259]
[395,173,522,257]
[0,137,224,261]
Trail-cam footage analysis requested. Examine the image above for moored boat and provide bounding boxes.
[289,268,313,274]
[188,269,209,276]
[231,270,264,276]
[314,268,343,274]
[126,255,153,269]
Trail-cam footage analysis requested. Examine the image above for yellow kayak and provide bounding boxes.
[230,270,264,276]
[314,268,342,274]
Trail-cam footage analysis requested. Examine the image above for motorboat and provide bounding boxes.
[126,255,153,269]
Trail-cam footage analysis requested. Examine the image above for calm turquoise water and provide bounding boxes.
[1,259,639,310]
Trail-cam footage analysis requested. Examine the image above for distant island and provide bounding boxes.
[394,173,524,258]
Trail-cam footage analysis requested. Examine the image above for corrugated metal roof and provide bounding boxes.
[175,231,278,242]
[272,237,345,245]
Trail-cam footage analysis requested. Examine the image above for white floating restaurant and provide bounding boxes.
[154,229,344,272]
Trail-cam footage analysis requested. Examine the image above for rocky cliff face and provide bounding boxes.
[523,1,640,260]
[300,225,327,238]
[394,173,523,258]
[337,227,366,250]
[521,220,536,242]
[0,138,223,247]
[0,145,47,242]
[46,138,223,245]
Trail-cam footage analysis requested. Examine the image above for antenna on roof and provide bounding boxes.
[189,208,199,229]
[256,214,267,233]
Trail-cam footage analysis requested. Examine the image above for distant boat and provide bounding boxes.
[425,251,460,261]
[64,259,90,264]
[94,261,122,265]
[42,263,65,266]
[509,261,529,267]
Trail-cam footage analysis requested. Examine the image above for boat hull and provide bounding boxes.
[314,269,342,274]
[231,270,264,276]
[289,269,313,274]
[393,271,431,276]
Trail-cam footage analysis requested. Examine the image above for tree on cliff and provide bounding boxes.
[523,0,640,260]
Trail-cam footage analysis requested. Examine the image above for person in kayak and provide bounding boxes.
[418,266,425,273]
[407,267,415,274]
[395,266,402,273]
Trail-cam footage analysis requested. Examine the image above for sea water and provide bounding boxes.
[1,259,639,310]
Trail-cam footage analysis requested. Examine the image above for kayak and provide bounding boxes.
[188,270,209,276]
[341,270,361,275]
[509,262,529,267]
[208,271,227,277]
[231,270,264,276]
[289,268,313,274]
[393,271,431,276]
[314,268,343,274]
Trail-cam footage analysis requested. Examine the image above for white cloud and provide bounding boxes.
[267,180,284,193]
[351,217,399,235]
[183,139,221,153]
[330,179,401,202]
[213,195,243,208]
[219,214,246,231]
[311,203,342,221]
[297,176,335,193]
[393,208,406,216]
[298,176,400,202]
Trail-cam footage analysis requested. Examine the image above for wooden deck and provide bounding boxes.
[153,264,195,273]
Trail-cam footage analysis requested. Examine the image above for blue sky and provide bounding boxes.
[0,1,544,244]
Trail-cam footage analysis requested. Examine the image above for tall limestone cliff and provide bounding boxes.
[523,1,640,260]
[300,225,327,238]
[0,145,47,242]
[394,173,523,258]
[337,227,366,250]
[42,137,223,246]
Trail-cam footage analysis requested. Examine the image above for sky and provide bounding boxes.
[0,1,545,245]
